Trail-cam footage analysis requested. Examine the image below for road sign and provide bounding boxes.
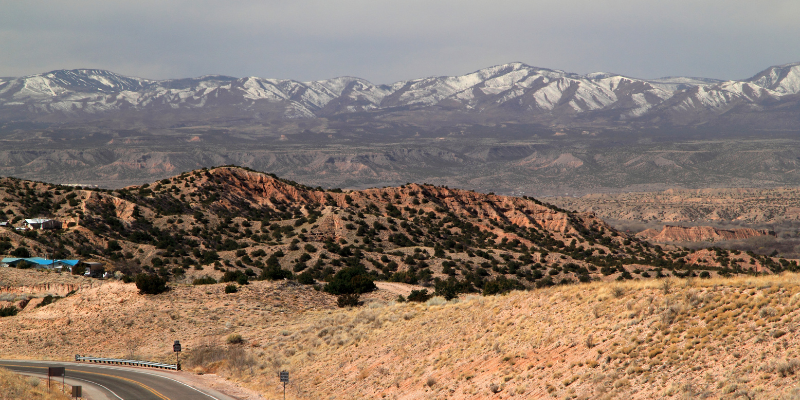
[72,386,82,398]
[173,340,182,370]
[279,371,289,400]
[48,367,65,391]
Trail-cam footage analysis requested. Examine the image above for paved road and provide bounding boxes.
[0,360,236,400]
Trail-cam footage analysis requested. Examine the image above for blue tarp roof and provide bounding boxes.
[1,258,80,266]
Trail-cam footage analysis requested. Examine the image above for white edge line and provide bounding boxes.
[69,376,125,400]
[78,366,222,400]
[1,360,221,400]
[9,370,124,400]
[126,369,222,400]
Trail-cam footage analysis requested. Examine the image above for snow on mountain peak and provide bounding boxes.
[1,62,799,123]
[748,62,800,95]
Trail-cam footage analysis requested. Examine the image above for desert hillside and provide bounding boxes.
[2,165,794,297]
[0,367,70,400]
[2,268,800,399]
[550,187,800,259]
[549,187,800,225]
[1,167,800,398]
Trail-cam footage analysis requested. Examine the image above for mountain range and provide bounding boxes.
[2,62,800,127]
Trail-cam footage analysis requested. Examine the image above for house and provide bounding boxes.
[0,221,8,227]
[1,257,80,271]
[24,218,61,230]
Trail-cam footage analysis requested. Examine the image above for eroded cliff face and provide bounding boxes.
[204,167,598,238]
[551,187,800,225]
[0,283,86,297]
[637,225,774,242]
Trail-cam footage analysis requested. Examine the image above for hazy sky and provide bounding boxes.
[2,0,799,83]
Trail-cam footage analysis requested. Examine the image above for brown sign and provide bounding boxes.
[72,386,82,397]
[48,367,65,377]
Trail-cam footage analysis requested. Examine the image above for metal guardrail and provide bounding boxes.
[75,355,179,370]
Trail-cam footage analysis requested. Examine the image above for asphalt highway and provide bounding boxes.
[0,360,235,400]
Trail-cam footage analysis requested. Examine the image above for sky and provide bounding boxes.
[2,0,799,84]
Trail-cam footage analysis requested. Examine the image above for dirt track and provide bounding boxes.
[375,282,429,297]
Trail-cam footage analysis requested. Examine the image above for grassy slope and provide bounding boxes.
[230,274,800,400]
[3,270,800,399]
[0,368,71,400]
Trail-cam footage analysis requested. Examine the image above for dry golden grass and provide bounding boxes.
[0,368,71,400]
[0,267,95,289]
[4,270,800,398]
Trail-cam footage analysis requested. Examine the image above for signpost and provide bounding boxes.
[279,371,289,400]
[72,385,82,399]
[48,367,65,392]
[173,340,182,370]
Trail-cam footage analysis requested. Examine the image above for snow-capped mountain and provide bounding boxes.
[1,62,799,126]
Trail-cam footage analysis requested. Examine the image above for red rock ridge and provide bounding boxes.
[637,225,773,242]
[204,167,606,238]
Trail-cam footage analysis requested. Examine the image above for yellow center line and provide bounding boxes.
[0,363,170,400]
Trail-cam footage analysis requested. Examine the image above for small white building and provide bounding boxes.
[24,218,61,230]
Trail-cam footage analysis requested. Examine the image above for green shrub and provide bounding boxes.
[337,293,360,308]
[434,277,472,300]
[35,295,62,308]
[224,284,238,294]
[0,305,18,317]
[226,333,243,344]
[389,270,418,284]
[221,270,249,285]
[135,274,169,295]
[261,264,293,281]
[324,265,376,295]
[297,272,315,285]
[192,276,217,285]
[482,276,525,296]
[11,247,30,258]
[407,289,431,302]
[293,262,308,272]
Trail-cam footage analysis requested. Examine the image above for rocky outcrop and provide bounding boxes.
[637,225,774,242]
[205,167,599,237]
[0,283,86,297]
